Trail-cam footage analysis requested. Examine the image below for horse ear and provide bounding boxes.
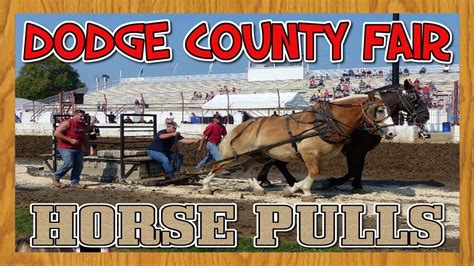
[368,91,375,101]
[404,79,410,88]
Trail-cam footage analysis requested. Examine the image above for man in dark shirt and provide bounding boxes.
[147,121,199,179]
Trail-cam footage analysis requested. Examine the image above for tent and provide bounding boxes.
[201,92,308,110]
[15,98,43,111]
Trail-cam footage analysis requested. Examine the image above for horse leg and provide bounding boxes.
[283,153,319,201]
[320,153,354,189]
[201,171,216,195]
[351,153,367,194]
[201,161,229,195]
[256,161,275,188]
[241,160,268,196]
[274,160,297,186]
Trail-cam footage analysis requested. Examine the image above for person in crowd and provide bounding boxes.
[123,116,133,123]
[165,112,174,124]
[147,121,200,179]
[107,112,116,123]
[134,99,140,106]
[323,89,329,100]
[196,113,227,171]
[88,116,100,156]
[52,110,88,189]
[443,64,450,73]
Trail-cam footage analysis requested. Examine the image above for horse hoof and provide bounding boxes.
[351,188,367,194]
[320,179,333,190]
[301,195,315,202]
[200,188,213,195]
[282,187,293,197]
[259,180,273,188]
[253,189,265,196]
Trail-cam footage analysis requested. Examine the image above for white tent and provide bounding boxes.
[15,98,43,111]
[201,92,308,110]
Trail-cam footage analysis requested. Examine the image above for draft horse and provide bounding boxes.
[200,94,397,200]
[257,79,430,193]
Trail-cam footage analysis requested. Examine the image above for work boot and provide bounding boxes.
[71,183,87,189]
[52,178,61,188]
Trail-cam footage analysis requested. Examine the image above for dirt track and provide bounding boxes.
[15,136,460,251]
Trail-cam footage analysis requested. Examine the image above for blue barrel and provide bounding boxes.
[191,116,202,124]
[442,122,451,132]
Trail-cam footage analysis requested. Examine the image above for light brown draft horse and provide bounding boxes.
[201,94,396,201]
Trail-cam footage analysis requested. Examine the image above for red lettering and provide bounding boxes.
[23,22,54,62]
[272,23,300,61]
[144,21,172,62]
[242,21,272,61]
[84,22,115,61]
[324,21,351,62]
[114,23,145,61]
[422,23,452,63]
[386,23,413,61]
[363,22,453,63]
[184,22,213,61]
[362,24,391,62]
[298,23,325,62]
[412,23,422,59]
[53,22,85,61]
[210,22,242,61]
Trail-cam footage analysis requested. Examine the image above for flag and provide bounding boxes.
[138,65,144,77]
[208,62,214,75]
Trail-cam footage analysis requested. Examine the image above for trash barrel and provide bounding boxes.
[442,122,451,132]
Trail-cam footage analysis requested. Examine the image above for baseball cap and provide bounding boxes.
[166,121,178,128]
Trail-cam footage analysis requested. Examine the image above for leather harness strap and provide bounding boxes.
[285,114,302,158]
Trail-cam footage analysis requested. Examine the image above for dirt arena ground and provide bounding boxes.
[15,136,459,251]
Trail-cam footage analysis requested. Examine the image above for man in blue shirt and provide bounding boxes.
[147,121,200,179]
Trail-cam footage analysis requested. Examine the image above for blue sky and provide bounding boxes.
[15,14,459,89]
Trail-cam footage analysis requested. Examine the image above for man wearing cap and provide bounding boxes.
[52,109,88,188]
[196,113,227,170]
[147,121,200,179]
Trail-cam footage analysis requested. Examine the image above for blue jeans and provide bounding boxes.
[196,142,221,169]
[147,150,182,177]
[54,148,84,185]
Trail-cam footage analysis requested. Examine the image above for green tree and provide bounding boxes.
[16,56,85,100]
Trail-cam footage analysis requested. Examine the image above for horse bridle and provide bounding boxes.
[397,89,425,121]
[360,98,391,134]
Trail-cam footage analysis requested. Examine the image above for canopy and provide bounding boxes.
[201,92,308,110]
[15,98,43,111]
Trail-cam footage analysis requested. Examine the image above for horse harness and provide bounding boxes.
[228,100,382,162]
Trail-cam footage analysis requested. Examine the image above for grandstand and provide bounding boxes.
[17,64,459,131]
[84,64,459,104]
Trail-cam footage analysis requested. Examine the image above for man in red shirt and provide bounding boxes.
[196,113,227,170]
[52,110,88,188]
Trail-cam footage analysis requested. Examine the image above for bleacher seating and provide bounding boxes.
[83,70,459,110]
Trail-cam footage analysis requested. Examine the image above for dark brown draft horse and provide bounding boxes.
[200,94,396,200]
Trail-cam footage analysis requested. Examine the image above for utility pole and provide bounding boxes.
[392,13,400,86]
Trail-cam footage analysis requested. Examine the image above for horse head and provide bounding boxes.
[401,79,430,124]
[362,92,397,139]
